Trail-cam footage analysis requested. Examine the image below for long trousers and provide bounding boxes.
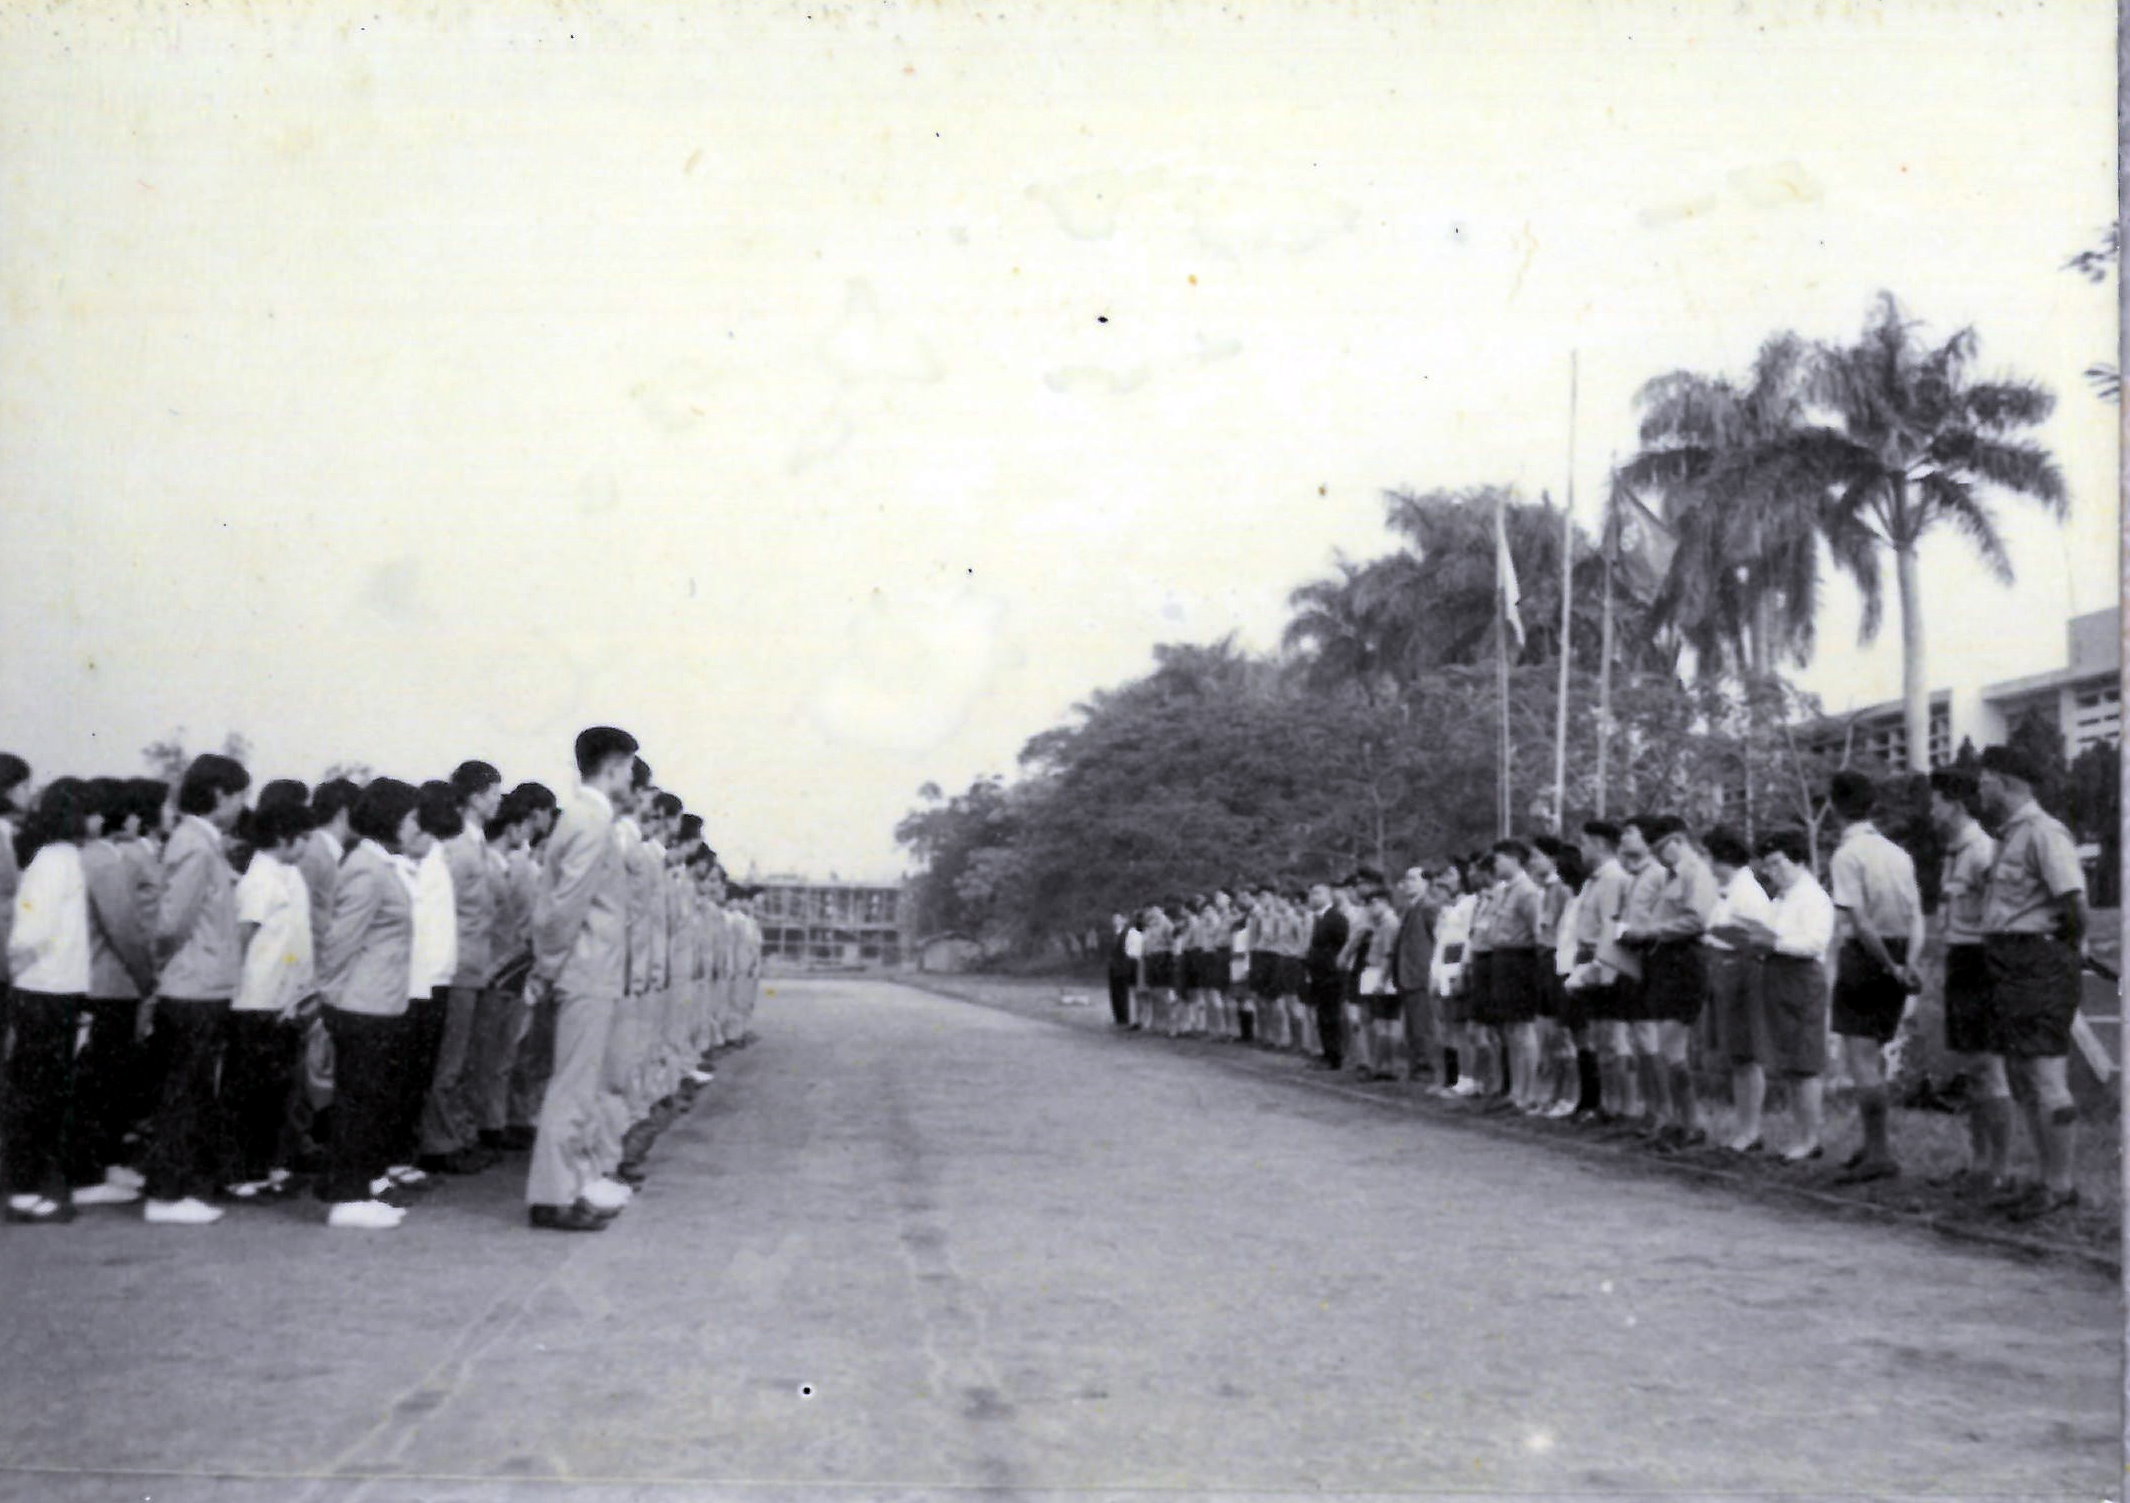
[1308,981,1345,1068]
[419,986,482,1157]
[1107,975,1132,1026]
[69,996,141,1186]
[393,990,446,1164]
[508,994,558,1130]
[5,990,81,1200]
[221,1010,300,1184]
[470,989,528,1135]
[143,998,232,1203]
[319,1007,404,1204]
[527,989,618,1207]
[1399,989,1438,1081]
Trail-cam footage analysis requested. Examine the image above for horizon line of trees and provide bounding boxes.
[896,283,2113,951]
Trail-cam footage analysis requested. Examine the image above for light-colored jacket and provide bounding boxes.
[532,785,626,998]
[157,814,239,1000]
[316,840,414,1018]
[445,828,495,989]
[83,838,157,999]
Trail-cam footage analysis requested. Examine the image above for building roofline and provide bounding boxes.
[1980,666,2120,702]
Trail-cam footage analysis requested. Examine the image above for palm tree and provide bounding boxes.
[1800,293,2067,771]
[1623,333,1879,683]
[1282,555,1401,703]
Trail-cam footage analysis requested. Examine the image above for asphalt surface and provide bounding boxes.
[0,976,2118,1502]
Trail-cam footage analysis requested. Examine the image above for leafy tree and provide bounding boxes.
[142,728,251,784]
[1801,293,2067,771]
[2065,226,2120,403]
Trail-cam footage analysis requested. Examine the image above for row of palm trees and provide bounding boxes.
[1287,293,2072,774]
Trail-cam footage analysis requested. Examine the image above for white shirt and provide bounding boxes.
[1705,866,1775,952]
[1553,889,1582,976]
[1123,927,1145,961]
[233,852,315,1014]
[1430,894,1475,996]
[1768,869,1836,962]
[10,842,90,994]
[406,843,459,998]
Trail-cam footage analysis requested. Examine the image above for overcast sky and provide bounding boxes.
[1,1,2116,880]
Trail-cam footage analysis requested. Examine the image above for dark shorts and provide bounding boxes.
[1486,948,1541,1025]
[1641,940,1707,1025]
[1367,990,1404,1021]
[1983,933,2079,1059]
[1464,951,1494,1027]
[1145,953,1176,990]
[1831,937,1909,1044]
[1942,943,1996,1056]
[1761,955,1828,1077]
[1249,953,1276,999]
[1535,965,1563,1020]
[1279,956,1308,996]
[1706,949,1767,1066]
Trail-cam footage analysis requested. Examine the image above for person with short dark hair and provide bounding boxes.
[1470,841,1539,1110]
[71,776,160,1206]
[1824,770,1925,1185]
[1976,744,2090,1222]
[0,753,34,990]
[1752,829,1835,1160]
[315,777,422,1229]
[1391,867,1438,1084]
[220,799,315,1202]
[144,754,250,1225]
[1525,838,1579,1115]
[403,781,466,1180]
[1621,817,1719,1148]
[525,727,639,1231]
[425,762,507,1174]
[474,790,541,1151]
[5,780,94,1222]
[1106,910,1139,1029]
[1928,766,2010,1195]
[1701,825,1774,1152]
[1353,886,1402,1079]
[1303,881,1349,1070]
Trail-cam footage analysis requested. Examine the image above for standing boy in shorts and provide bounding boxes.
[1825,770,1925,1186]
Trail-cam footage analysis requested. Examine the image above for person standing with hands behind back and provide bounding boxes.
[1303,881,1349,1071]
[1824,770,1925,1186]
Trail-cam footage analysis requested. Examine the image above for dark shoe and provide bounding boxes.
[478,1130,510,1152]
[529,1201,608,1233]
[2005,1187,2080,1224]
[616,1162,648,1189]
[1840,1147,1868,1172]
[499,1126,538,1152]
[1832,1157,1900,1187]
[417,1150,487,1176]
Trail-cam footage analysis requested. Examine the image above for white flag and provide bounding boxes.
[1496,497,1525,648]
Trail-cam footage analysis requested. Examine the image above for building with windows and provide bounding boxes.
[750,876,911,969]
[1810,609,2119,768]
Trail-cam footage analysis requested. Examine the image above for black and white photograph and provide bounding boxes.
[0,2,2121,1498]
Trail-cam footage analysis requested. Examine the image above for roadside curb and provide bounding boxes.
[895,978,2121,1279]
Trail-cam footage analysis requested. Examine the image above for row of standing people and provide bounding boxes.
[1103,747,2090,1225]
[0,725,763,1232]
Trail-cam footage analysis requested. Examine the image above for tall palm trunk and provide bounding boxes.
[1895,538,1928,772]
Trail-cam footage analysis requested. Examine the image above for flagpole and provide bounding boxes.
[1498,488,1513,839]
[1552,351,1577,833]
[1596,463,1616,819]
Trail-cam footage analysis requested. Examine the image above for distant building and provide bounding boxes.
[751,876,910,969]
[1810,609,2120,768]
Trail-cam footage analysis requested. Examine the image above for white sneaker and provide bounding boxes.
[370,1176,396,1197]
[105,1165,146,1193]
[327,1200,406,1230]
[265,1168,293,1188]
[686,1069,715,1085]
[385,1165,429,1187]
[582,1178,632,1211]
[1451,1078,1483,1097]
[143,1197,223,1225]
[72,1182,142,1207]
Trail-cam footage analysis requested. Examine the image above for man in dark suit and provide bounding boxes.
[1392,865,1440,1083]
[1304,881,1350,1070]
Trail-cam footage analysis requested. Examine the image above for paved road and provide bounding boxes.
[0,977,2117,1501]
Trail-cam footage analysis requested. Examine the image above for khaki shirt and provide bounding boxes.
[1648,848,1719,941]
[1481,872,1543,949]
[1575,859,1631,948]
[1983,799,2085,935]
[1618,857,1667,937]
[1829,821,1922,942]
[1938,818,1996,946]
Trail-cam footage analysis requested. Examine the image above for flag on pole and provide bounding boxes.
[1495,494,1525,649]
[1607,482,1677,602]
